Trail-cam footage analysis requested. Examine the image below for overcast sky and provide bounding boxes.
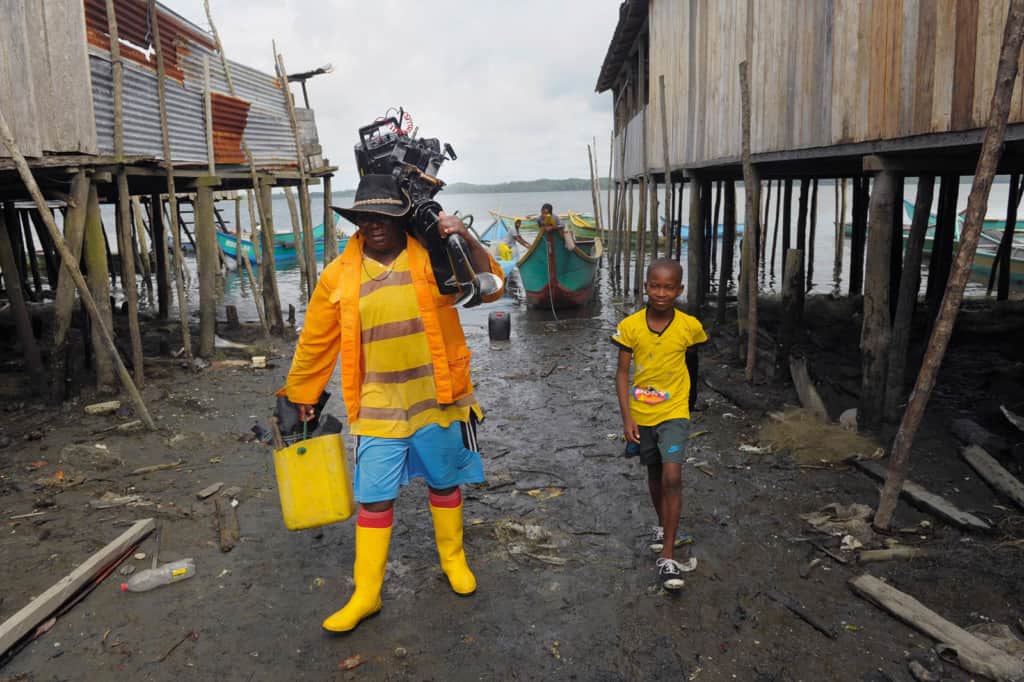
[173,0,621,188]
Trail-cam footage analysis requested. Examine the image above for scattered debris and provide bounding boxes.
[960,445,1024,510]
[951,418,1010,454]
[251,355,267,369]
[130,460,186,476]
[738,444,771,454]
[526,487,564,501]
[966,623,1024,657]
[338,654,366,670]
[59,444,123,472]
[222,486,242,499]
[907,648,943,682]
[90,493,151,510]
[839,408,858,432]
[841,535,863,551]
[84,401,121,416]
[800,502,875,545]
[9,511,47,521]
[196,482,224,500]
[858,547,929,563]
[215,496,240,552]
[150,630,198,664]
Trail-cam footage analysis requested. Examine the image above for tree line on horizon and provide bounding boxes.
[326,177,612,197]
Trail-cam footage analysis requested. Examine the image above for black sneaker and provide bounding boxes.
[656,558,686,590]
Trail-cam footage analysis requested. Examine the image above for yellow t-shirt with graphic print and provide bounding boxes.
[611,307,708,426]
[352,250,480,438]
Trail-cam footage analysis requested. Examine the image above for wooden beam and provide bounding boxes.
[0,518,154,658]
[961,445,1024,509]
[856,460,991,531]
[850,574,1024,681]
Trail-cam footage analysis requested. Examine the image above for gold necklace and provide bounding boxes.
[362,255,396,282]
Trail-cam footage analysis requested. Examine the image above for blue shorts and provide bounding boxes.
[624,418,691,465]
[353,421,485,504]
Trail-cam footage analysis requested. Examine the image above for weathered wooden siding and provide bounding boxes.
[0,0,98,158]
[608,0,1024,178]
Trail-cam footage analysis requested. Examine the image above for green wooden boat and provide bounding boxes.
[517,229,603,308]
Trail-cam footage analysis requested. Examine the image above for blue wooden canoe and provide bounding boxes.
[517,229,602,308]
[217,216,347,266]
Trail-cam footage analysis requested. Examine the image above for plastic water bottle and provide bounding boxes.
[120,558,196,593]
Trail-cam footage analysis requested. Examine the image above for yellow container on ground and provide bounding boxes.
[273,433,355,530]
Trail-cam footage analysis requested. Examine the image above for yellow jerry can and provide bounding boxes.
[273,433,355,530]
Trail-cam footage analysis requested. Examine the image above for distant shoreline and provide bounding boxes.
[316,177,612,198]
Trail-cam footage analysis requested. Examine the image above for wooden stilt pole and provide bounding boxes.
[149,0,192,359]
[587,144,601,244]
[739,60,760,382]
[274,46,317,297]
[716,179,736,325]
[283,185,307,297]
[796,178,809,268]
[258,176,285,334]
[1,203,43,377]
[779,249,804,373]
[781,178,793,282]
[885,175,935,419]
[834,178,846,290]
[648,175,659,269]
[849,176,869,296]
[130,197,152,286]
[50,172,91,400]
[711,180,722,275]
[859,169,896,432]
[18,211,42,297]
[700,178,712,298]
[148,195,170,320]
[687,175,704,311]
[808,178,818,291]
[28,209,59,291]
[322,174,337,263]
[634,177,647,298]
[624,180,633,294]
[889,175,905,319]
[760,178,771,271]
[926,176,959,319]
[876,0,1024,529]
[103,0,145,386]
[989,173,1020,299]
[83,183,116,391]
[771,179,782,278]
[658,74,673,260]
[0,111,155,428]
[194,179,219,357]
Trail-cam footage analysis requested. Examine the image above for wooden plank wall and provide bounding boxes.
[623,0,1024,177]
[0,0,97,158]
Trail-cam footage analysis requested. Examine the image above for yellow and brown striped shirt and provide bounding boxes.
[352,250,480,438]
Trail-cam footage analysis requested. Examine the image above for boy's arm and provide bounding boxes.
[616,348,640,443]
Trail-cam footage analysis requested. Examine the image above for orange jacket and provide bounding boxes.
[283,232,504,421]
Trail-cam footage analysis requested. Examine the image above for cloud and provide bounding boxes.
[173,0,619,187]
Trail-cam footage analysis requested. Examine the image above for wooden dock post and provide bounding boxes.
[989,173,1020,299]
[687,175,704,310]
[779,249,804,372]
[796,178,810,281]
[147,195,170,320]
[711,180,722,275]
[50,172,90,399]
[275,47,318,296]
[876,0,1024,528]
[859,169,896,432]
[885,175,936,419]
[283,185,308,297]
[83,183,116,391]
[781,178,793,281]
[716,179,737,325]
[194,177,220,357]
[149,0,192,360]
[258,176,285,334]
[808,179,818,290]
[926,175,960,318]
[848,176,869,296]
[658,74,673,260]
[623,180,633,294]
[18,211,42,296]
[1,203,43,378]
[322,174,336,262]
[771,179,782,278]
[739,60,760,382]
[834,178,846,290]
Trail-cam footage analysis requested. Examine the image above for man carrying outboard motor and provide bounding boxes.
[279,111,505,633]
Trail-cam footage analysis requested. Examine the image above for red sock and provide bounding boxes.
[429,489,462,509]
[356,506,393,528]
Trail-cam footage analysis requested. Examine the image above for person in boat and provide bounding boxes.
[508,219,532,249]
[611,258,707,591]
[538,203,562,232]
[280,174,505,633]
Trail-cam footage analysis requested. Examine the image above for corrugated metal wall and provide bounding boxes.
[0,0,97,158]
[608,0,1024,178]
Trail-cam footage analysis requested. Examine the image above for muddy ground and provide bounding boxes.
[0,283,1023,681]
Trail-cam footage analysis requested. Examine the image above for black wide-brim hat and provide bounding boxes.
[332,174,411,225]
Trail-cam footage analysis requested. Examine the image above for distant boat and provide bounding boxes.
[659,217,745,241]
[476,215,520,281]
[516,229,602,308]
[217,217,349,266]
[489,210,587,234]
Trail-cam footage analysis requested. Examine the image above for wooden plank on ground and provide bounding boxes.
[0,518,154,657]
[961,445,1024,510]
[850,574,1024,682]
[854,460,992,531]
[215,497,239,552]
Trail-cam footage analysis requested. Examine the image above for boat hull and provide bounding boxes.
[517,230,602,309]
[217,222,345,266]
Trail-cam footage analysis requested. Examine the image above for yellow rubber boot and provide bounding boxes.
[429,493,476,595]
[322,519,391,632]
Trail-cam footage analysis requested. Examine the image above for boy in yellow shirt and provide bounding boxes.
[612,258,707,590]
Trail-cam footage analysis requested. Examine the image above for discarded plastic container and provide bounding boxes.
[120,558,196,592]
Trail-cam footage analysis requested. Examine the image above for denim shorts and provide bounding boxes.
[354,421,485,503]
[624,418,691,465]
